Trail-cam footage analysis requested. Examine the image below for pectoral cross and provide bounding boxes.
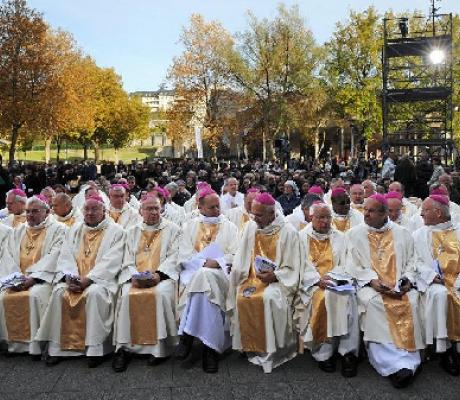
[376,246,385,262]
[437,244,444,258]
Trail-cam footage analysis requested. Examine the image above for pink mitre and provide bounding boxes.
[197,187,216,200]
[32,194,50,208]
[254,192,275,206]
[308,185,323,195]
[331,187,348,198]
[368,193,388,207]
[85,194,105,204]
[431,187,449,196]
[9,188,27,197]
[429,194,450,206]
[385,191,402,201]
[110,183,126,191]
[197,182,210,191]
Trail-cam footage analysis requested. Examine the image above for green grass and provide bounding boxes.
[0,146,159,163]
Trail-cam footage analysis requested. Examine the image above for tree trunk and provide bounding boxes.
[83,144,88,161]
[262,131,267,162]
[56,138,62,163]
[44,137,52,164]
[8,124,20,166]
[114,147,119,164]
[93,142,100,163]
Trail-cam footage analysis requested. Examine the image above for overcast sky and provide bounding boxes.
[28,0,460,92]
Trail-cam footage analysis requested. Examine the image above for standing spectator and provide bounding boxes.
[415,154,433,199]
[428,157,445,186]
[394,155,417,197]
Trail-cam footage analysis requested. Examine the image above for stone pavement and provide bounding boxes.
[1,348,459,400]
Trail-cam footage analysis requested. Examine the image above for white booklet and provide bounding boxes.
[326,280,355,292]
[254,256,277,273]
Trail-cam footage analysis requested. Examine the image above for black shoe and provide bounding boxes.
[87,356,104,368]
[202,346,218,374]
[441,348,460,376]
[112,349,130,373]
[45,355,61,367]
[31,354,42,361]
[318,356,336,373]
[341,353,358,378]
[389,368,413,389]
[174,334,194,361]
[147,355,170,366]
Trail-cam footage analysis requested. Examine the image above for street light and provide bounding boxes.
[429,49,445,64]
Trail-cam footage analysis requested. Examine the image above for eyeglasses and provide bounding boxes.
[25,208,45,215]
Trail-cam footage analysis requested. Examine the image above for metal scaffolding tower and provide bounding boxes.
[382,2,453,160]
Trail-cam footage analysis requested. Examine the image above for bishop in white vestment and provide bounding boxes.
[0,196,65,356]
[228,193,301,373]
[112,195,181,371]
[176,189,238,373]
[298,203,359,377]
[345,194,424,388]
[36,195,125,367]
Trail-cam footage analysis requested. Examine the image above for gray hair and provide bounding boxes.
[309,202,331,216]
[26,196,49,210]
[301,193,321,210]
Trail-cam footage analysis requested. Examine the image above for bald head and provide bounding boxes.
[387,197,402,222]
[421,197,450,226]
[350,184,364,205]
[388,181,404,196]
[52,193,73,218]
[311,203,332,234]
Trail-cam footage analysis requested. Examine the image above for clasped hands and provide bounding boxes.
[131,272,161,289]
[370,278,411,297]
[10,276,36,292]
[66,276,92,293]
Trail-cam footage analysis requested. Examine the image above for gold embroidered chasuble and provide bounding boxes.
[237,229,279,353]
[4,227,47,342]
[367,230,416,351]
[332,218,350,233]
[308,237,334,344]
[12,214,26,228]
[60,228,105,350]
[194,223,219,252]
[129,230,163,345]
[432,230,460,341]
[109,210,122,224]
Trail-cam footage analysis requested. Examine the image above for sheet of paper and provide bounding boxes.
[326,283,355,292]
[198,243,224,260]
[254,255,277,273]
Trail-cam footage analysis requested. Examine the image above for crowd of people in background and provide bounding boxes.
[1,152,460,211]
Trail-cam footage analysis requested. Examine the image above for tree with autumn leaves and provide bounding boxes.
[0,0,150,165]
[169,5,460,159]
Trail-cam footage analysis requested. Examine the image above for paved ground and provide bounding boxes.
[1,348,459,400]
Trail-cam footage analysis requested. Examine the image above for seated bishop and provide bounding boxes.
[225,188,259,234]
[176,188,238,373]
[0,195,65,357]
[112,195,181,372]
[330,188,363,232]
[1,189,27,228]
[108,184,141,230]
[51,193,82,227]
[345,194,424,389]
[36,194,125,368]
[413,194,460,376]
[228,193,301,373]
[385,192,418,232]
[285,193,322,231]
[298,203,359,377]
